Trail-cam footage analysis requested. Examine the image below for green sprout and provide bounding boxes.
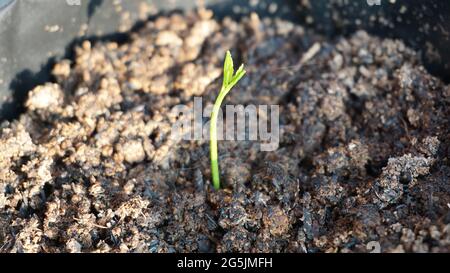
[210,51,246,190]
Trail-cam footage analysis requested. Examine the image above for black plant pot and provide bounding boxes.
[0,0,448,120]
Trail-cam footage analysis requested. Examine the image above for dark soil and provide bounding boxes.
[0,9,449,253]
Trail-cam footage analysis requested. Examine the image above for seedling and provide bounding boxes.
[210,51,246,190]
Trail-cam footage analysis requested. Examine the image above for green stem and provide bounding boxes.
[210,50,246,190]
[210,86,229,190]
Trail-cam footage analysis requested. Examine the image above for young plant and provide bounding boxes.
[210,51,246,190]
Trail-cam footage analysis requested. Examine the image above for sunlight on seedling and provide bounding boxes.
[210,51,246,190]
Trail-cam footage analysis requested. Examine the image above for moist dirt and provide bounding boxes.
[0,9,449,253]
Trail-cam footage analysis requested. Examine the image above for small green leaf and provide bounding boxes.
[229,64,246,89]
[235,64,245,77]
[223,51,234,87]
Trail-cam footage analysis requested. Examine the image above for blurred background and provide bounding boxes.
[0,0,449,120]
